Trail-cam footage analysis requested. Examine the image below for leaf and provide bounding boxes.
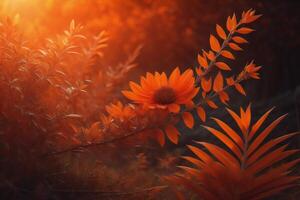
[165,125,180,144]
[218,91,230,105]
[221,50,235,60]
[198,142,239,168]
[215,62,231,71]
[197,54,208,68]
[202,126,242,159]
[204,50,215,61]
[232,36,248,44]
[249,107,275,140]
[206,99,218,109]
[248,114,288,156]
[182,156,205,169]
[248,146,297,175]
[213,72,223,92]
[243,14,262,24]
[216,24,227,40]
[234,83,246,96]
[229,42,243,51]
[226,107,246,135]
[226,77,235,85]
[237,27,255,34]
[187,145,212,163]
[182,112,194,128]
[155,129,165,147]
[197,106,206,122]
[247,132,299,166]
[226,16,233,31]
[201,77,212,92]
[211,117,244,150]
[209,34,221,52]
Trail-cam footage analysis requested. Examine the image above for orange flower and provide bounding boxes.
[105,101,135,120]
[122,68,199,113]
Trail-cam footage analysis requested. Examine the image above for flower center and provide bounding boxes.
[153,87,177,105]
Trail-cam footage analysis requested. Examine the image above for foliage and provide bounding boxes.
[166,105,299,199]
[0,3,298,200]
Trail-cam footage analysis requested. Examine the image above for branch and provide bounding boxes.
[42,126,155,157]
[196,21,243,85]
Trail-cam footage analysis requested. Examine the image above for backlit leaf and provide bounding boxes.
[197,54,208,68]
[197,106,206,122]
[232,36,248,44]
[201,77,212,92]
[237,27,255,34]
[215,62,231,71]
[213,72,223,92]
[182,112,194,128]
[165,125,180,144]
[221,50,235,60]
[229,42,243,51]
[234,83,246,96]
[216,24,226,40]
[209,34,221,52]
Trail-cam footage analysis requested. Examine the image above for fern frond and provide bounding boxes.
[168,105,300,200]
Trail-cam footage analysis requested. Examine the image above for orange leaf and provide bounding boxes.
[195,67,203,76]
[215,62,231,71]
[201,77,212,93]
[204,50,215,61]
[206,99,218,109]
[197,106,206,122]
[249,107,274,140]
[237,27,255,34]
[182,112,194,129]
[235,83,246,96]
[226,107,246,135]
[247,132,299,166]
[209,34,221,52]
[213,72,223,92]
[197,54,208,68]
[182,156,205,169]
[248,114,288,156]
[226,77,235,85]
[165,125,180,144]
[212,117,244,150]
[226,16,233,31]
[232,36,248,44]
[155,129,165,147]
[229,42,243,51]
[202,126,242,159]
[218,91,229,104]
[216,24,226,40]
[231,14,237,28]
[187,145,212,163]
[221,50,235,60]
[244,14,262,24]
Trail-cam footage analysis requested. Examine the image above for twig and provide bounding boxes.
[196,21,243,85]
[42,126,154,157]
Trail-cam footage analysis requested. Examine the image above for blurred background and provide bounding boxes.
[1,0,299,100]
